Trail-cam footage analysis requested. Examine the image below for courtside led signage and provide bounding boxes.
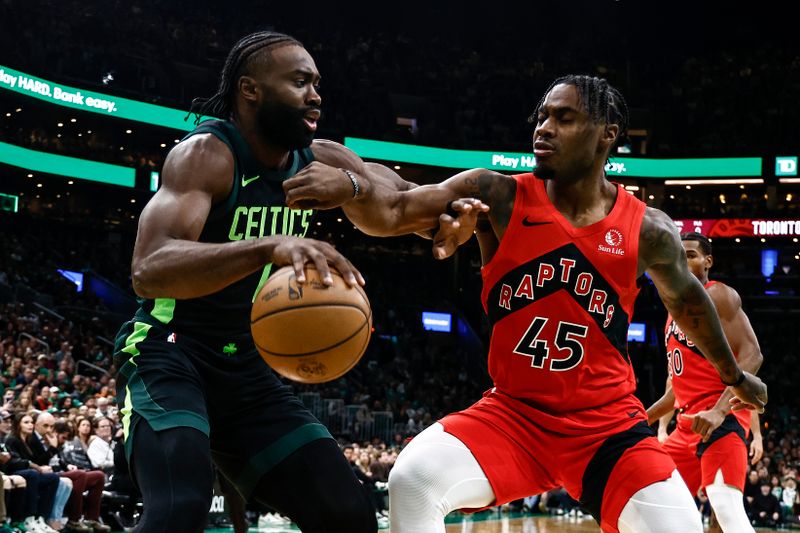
[776,156,798,176]
[0,192,19,213]
[0,141,135,187]
[344,138,762,178]
[673,218,800,238]
[1,65,196,131]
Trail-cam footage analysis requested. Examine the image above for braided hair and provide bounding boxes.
[529,75,629,158]
[188,31,303,124]
[681,232,713,256]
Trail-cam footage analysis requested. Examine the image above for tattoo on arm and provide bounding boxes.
[643,209,740,381]
[472,172,516,230]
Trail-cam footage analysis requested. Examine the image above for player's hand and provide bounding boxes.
[681,409,726,442]
[432,198,490,260]
[728,371,767,413]
[284,162,355,210]
[749,434,764,465]
[270,236,365,288]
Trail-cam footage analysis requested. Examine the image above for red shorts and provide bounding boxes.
[662,414,749,496]
[440,389,676,533]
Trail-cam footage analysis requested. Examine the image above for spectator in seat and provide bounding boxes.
[34,415,110,533]
[86,418,114,475]
[751,482,782,527]
[3,413,60,533]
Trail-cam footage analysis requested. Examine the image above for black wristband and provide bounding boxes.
[445,200,458,218]
[721,370,746,387]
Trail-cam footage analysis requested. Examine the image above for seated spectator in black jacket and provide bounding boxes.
[751,483,782,527]
[2,413,60,532]
[33,414,109,532]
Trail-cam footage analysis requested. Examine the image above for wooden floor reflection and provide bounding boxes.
[442,514,601,532]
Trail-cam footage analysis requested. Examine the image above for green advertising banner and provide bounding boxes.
[0,141,135,187]
[344,138,763,178]
[0,65,195,131]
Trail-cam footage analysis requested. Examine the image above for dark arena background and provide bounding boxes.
[1,1,798,531]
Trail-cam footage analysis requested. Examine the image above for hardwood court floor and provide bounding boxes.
[200,511,782,532]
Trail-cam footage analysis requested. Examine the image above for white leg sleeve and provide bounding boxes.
[388,422,495,533]
[705,469,755,533]
[617,470,703,533]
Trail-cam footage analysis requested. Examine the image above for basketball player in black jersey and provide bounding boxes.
[114,31,428,533]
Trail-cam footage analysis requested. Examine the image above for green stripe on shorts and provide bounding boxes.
[235,422,333,497]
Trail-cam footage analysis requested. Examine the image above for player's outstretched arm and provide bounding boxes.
[639,207,767,412]
[685,284,765,440]
[132,135,362,300]
[288,140,511,237]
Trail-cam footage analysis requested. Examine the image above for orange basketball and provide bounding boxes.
[250,264,372,384]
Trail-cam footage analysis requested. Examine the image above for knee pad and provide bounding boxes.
[618,470,703,533]
[705,469,755,533]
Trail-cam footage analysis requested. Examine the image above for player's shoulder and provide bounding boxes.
[707,281,742,313]
[639,207,681,266]
[168,132,232,166]
[161,133,234,193]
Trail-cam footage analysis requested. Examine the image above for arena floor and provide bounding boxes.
[197,511,785,532]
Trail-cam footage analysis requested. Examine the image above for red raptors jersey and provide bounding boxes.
[664,281,750,430]
[480,174,645,413]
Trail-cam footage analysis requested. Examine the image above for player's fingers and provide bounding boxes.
[307,248,333,285]
[282,173,308,193]
[284,184,316,207]
[438,213,460,228]
[317,242,360,287]
[451,198,489,213]
[330,254,360,287]
[291,252,307,284]
[433,238,457,260]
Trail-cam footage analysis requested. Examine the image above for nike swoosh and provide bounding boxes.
[521,216,552,227]
[241,174,261,187]
[627,411,639,418]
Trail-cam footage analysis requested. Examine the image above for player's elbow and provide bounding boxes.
[750,349,764,372]
[131,261,160,299]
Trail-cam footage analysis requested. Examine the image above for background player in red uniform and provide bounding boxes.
[646,232,763,532]
[284,75,767,533]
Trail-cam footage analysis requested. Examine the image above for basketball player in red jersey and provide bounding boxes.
[646,232,763,532]
[284,74,767,532]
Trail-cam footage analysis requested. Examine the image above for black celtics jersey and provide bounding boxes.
[135,119,315,338]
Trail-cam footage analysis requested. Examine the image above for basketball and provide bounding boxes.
[250,264,372,383]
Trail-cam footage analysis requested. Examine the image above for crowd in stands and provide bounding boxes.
[3,0,799,159]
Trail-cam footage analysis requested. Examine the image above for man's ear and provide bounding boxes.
[238,76,259,104]
[603,123,619,149]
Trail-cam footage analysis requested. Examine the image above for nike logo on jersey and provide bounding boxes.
[521,217,551,227]
[241,174,261,187]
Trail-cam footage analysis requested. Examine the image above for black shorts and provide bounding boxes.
[113,319,333,497]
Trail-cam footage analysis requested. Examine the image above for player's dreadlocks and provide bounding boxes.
[528,75,630,157]
[188,31,303,124]
[681,232,713,256]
